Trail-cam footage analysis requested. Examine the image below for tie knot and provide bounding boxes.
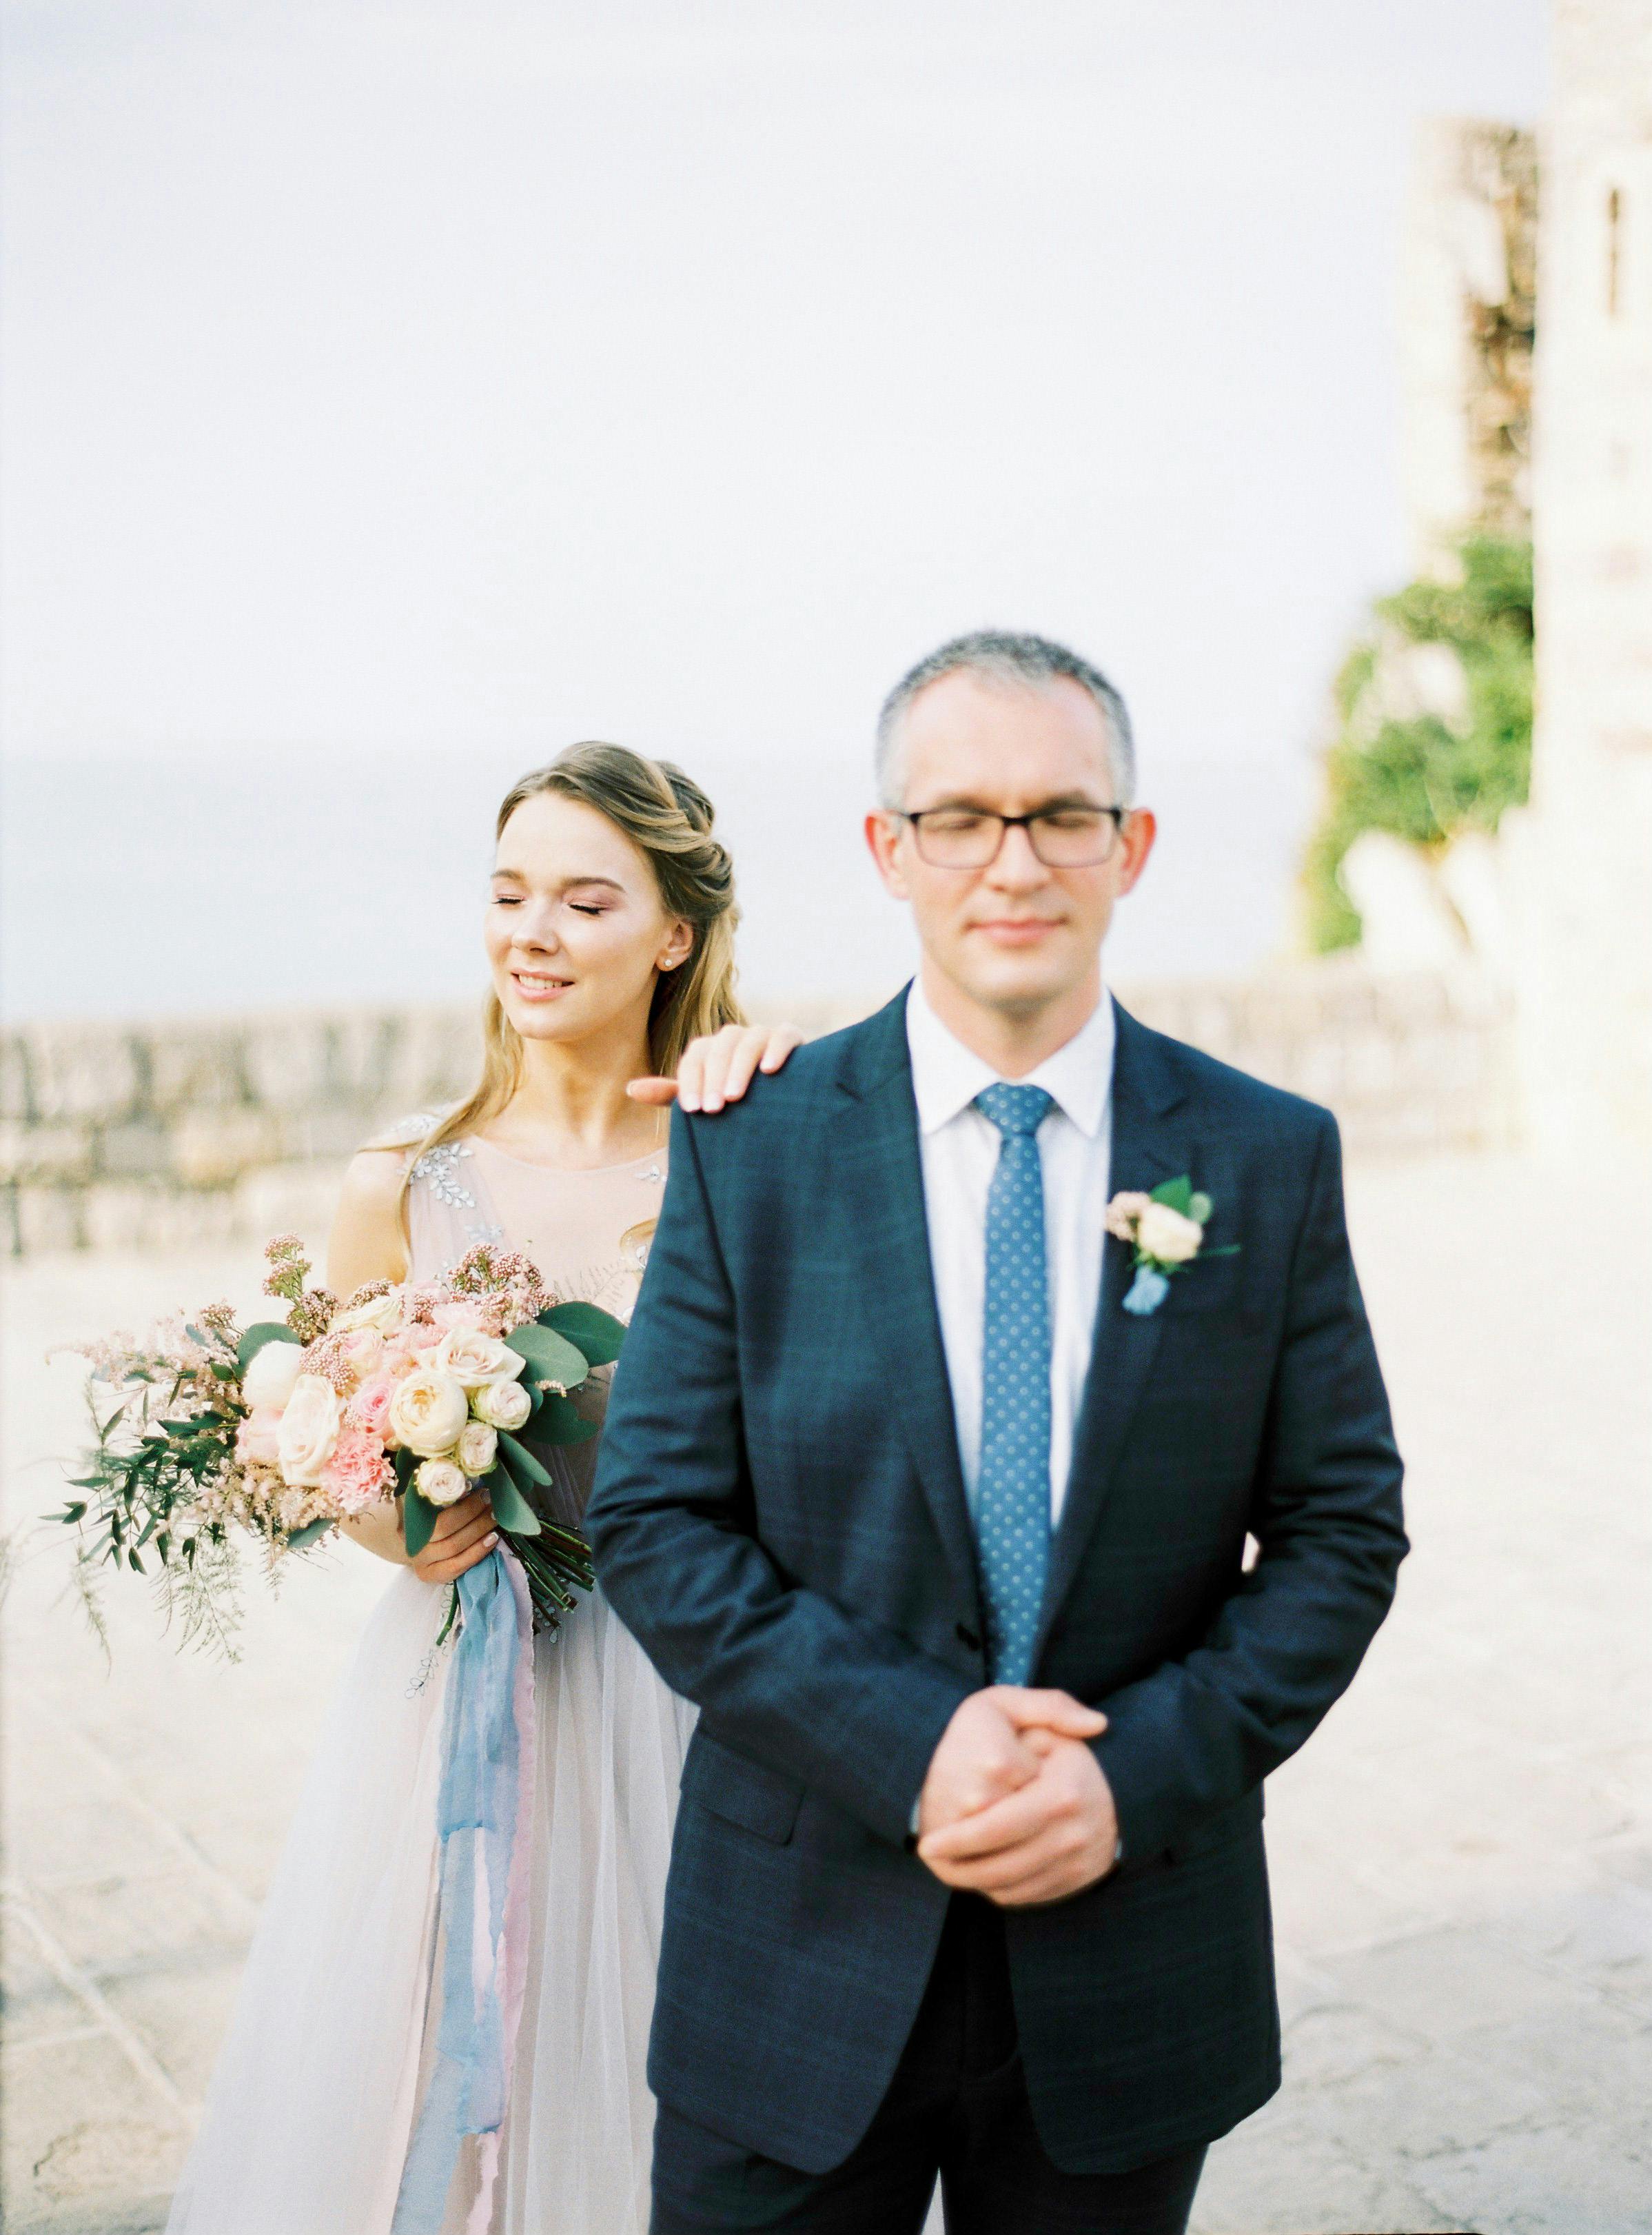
[974,1083,1054,1138]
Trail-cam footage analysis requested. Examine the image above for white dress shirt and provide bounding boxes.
[906,978,1115,1528]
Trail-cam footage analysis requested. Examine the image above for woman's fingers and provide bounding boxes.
[413,1492,498,1581]
[421,1531,500,1583]
[428,1490,491,1541]
[629,1024,806,1116]
[758,1024,805,1073]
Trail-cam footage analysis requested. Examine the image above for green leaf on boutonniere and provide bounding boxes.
[484,1464,542,1537]
[504,1323,591,1393]
[402,1484,438,1558]
[235,1322,303,1375]
[1149,1175,1194,1217]
[1187,1191,1213,1226]
[538,1299,627,1366]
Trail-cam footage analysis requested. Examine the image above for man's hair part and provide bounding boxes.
[875,629,1136,810]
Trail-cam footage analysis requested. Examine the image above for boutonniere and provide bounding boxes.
[1105,1176,1239,1317]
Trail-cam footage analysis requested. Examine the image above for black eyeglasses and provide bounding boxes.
[894,805,1128,869]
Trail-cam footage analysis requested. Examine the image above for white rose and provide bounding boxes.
[454,1420,498,1476]
[471,1378,532,1432]
[276,1374,342,1487]
[415,1457,470,1507]
[429,1326,525,1390]
[387,1368,471,1457]
[1135,1202,1205,1265]
[332,1291,403,1335]
[241,1337,305,1410]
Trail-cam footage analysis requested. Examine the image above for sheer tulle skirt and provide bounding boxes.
[167,1568,696,2235]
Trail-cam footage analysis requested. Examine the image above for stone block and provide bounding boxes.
[1323,1924,1587,2043]
[170,1109,294,1186]
[1192,2110,1453,2235]
[1411,2118,1652,2235]
[0,2031,190,2220]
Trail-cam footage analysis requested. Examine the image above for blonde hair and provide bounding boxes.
[399,742,743,1203]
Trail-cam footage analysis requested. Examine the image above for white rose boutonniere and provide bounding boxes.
[1105,1176,1238,1316]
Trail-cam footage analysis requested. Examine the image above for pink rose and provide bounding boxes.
[404,1322,442,1351]
[431,1299,489,1332]
[234,1408,284,1467]
[383,1339,423,1379]
[337,1328,384,1384]
[347,1373,397,1439]
[318,1427,396,1517]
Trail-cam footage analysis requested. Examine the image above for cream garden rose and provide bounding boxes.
[471,1378,532,1432]
[429,1326,526,1391]
[455,1420,498,1477]
[414,1457,470,1507]
[276,1375,343,1488]
[241,1337,305,1411]
[332,1291,403,1336]
[387,1368,471,1457]
[1134,1201,1205,1264]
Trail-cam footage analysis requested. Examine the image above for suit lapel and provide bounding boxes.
[1038,1004,1189,1644]
[837,993,982,1624]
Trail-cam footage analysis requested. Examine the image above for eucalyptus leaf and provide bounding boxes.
[497,1432,552,1487]
[236,1322,303,1375]
[528,1395,600,1448]
[285,1517,333,1552]
[402,1485,439,1559]
[1187,1192,1214,1226]
[538,1299,627,1367]
[487,1468,542,1537]
[504,1322,591,1393]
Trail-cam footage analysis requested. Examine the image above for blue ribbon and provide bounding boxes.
[391,1553,523,2234]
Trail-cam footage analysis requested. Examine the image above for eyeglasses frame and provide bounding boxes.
[890,803,1130,869]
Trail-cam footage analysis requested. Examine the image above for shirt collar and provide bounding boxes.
[905,977,1115,1140]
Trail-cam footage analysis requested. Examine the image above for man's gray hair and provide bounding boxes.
[875,629,1136,810]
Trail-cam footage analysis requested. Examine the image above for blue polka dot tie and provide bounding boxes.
[974,1083,1054,1686]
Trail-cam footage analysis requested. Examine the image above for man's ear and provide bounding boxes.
[864,810,911,901]
[1113,809,1156,898]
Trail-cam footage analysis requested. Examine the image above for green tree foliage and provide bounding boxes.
[1303,534,1533,952]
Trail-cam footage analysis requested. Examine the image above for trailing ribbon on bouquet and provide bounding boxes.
[392,1545,538,2235]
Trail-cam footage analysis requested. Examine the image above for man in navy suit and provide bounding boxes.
[587,630,1407,2234]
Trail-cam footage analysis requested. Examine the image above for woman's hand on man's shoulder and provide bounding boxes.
[628,1022,805,1115]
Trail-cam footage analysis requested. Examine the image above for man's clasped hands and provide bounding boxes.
[916,1687,1120,1908]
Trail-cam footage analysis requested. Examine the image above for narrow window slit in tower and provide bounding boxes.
[1607,185,1623,317]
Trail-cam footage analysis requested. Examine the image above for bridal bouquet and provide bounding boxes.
[54,1233,626,1653]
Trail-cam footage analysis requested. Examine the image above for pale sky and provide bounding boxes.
[1,0,1547,1016]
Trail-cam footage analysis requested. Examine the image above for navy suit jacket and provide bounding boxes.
[586,989,1407,2176]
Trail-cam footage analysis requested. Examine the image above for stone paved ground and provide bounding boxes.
[3,1154,1649,2235]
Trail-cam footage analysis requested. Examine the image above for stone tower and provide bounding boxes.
[1522,0,1652,1145]
[1398,120,1537,570]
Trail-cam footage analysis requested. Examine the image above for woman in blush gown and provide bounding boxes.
[165,743,799,2235]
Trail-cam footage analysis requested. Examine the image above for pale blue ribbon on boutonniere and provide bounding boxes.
[392,1545,538,2235]
[1110,1176,1239,1317]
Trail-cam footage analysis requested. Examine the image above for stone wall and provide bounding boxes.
[1,970,1518,1257]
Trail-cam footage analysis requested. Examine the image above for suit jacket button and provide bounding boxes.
[955,1623,981,1652]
